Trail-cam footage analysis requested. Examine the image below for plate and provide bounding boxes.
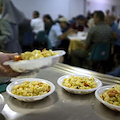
[57,74,102,94]
[68,32,87,41]
[3,50,65,72]
[0,94,5,113]
[6,78,55,102]
[95,85,120,112]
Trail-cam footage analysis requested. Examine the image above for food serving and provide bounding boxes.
[62,75,97,90]
[3,50,65,72]
[95,85,120,112]
[100,85,120,106]
[6,78,55,102]
[14,49,58,61]
[57,75,102,94]
[12,81,51,97]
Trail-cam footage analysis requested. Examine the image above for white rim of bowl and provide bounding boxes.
[6,78,55,99]
[4,50,66,65]
[57,75,102,92]
[95,85,120,109]
[0,94,4,105]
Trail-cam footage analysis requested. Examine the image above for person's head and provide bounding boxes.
[58,14,63,18]
[76,15,85,26]
[105,16,114,26]
[94,11,105,25]
[43,14,53,23]
[33,11,39,18]
[58,17,69,29]
[106,10,110,16]
[0,0,4,14]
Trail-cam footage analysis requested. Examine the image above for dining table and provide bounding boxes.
[68,32,88,54]
[0,63,120,120]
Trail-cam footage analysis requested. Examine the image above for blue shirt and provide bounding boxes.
[48,23,62,47]
[111,22,120,46]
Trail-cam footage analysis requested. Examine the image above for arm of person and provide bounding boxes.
[58,28,76,40]
[84,28,94,50]
[0,53,20,77]
[30,19,35,29]
[0,19,12,45]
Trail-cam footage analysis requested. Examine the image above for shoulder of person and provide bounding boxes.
[0,19,9,23]
[0,19,10,27]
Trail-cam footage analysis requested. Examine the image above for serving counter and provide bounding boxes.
[1,63,120,120]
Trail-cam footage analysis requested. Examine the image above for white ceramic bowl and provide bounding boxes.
[3,50,65,72]
[6,78,55,102]
[95,85,120,112]
[0,94,5,113]
[57,75,102,94]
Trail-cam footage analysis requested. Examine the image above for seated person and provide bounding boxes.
[48,17,74,62]
[30,11,44,35]
[70,15,86,31]
[71,11,113,67]
[43,14,54,34]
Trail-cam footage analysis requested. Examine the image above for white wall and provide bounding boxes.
[86,0,120,17]
[69,0,84,19]
[11,0,84,20]
[11,0,120,20]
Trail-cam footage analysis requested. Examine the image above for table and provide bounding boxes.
[68,32,87,54]
[1,63,120,120]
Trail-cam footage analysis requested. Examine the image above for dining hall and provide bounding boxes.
[0,0,120,120]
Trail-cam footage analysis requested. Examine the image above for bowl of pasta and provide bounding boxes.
[95,85,120,112]
[6,78,55,102]
[0,94,5,113]
[57,75,102,94]
[3,49,65,72]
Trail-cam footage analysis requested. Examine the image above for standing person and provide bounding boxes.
[0,0,25,53]
[30,11,44,35]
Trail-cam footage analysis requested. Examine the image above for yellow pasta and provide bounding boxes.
[14,49,58,61]
[12,81,51,97]
[21,49,57,60]
[62,75,97,90]
[100,85,120,106]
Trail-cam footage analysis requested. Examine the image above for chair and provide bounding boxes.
[87,42,111,73]
[36,31,47,42]
[45,35,52,49]
[88,42,111,61]
[34,31,52,50]
[34,31,48,50]
[22,32,34,52]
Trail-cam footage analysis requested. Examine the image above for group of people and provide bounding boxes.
[1,0,120,78]
[71,11,113,66]
[70,10,120,76]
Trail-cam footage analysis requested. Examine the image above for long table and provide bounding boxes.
[1,63,120,120]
